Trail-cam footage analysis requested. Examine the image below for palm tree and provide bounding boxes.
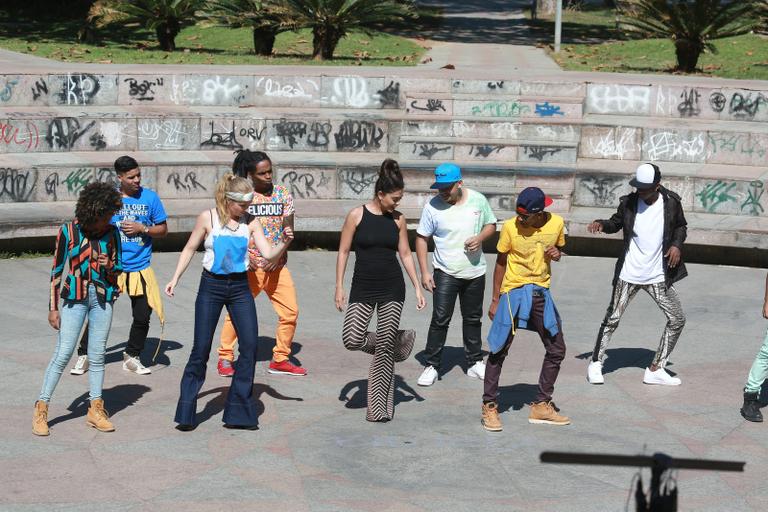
[278,0,416,61]
[200,0,293,55]
[618,0,760,72]
[94,0,203,51]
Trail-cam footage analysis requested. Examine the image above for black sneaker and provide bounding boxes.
[741,391,763,422]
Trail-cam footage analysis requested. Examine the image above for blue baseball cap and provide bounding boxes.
[516,187,553,215]
[430,162,462,189]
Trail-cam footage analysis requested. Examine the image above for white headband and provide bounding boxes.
[226,191,254,203]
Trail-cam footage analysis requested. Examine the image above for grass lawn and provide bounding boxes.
[532,5,768,80]
[553,35,768,80]
[0,19,426,66]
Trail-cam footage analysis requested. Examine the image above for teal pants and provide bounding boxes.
[745,329,768,394]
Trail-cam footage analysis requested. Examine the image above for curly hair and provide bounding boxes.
[75,182,122,234]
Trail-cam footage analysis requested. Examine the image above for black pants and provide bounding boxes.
[423,269,484,369]
[77,273,152,358]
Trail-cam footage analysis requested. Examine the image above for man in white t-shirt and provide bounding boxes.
[586,163,688,386]
[415,163,497,386]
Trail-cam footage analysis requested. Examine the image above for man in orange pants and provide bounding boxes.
[216,150,306,377]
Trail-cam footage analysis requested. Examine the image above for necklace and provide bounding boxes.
[223,219,240,232]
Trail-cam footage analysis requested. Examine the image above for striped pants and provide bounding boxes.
[592,279,685,368]
[342,301,403,422]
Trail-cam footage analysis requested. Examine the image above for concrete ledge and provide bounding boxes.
[3,196,767,254]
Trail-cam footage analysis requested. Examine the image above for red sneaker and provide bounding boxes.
[217,358,235,377]
[268,360,307,376]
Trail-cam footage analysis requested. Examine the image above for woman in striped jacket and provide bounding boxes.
[33,182,123,437]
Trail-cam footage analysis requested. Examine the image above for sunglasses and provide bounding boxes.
[517,211,541,221]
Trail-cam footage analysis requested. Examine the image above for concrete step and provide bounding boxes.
[3,148,764,181]
[4,197,766,251]
[406,91,584,103]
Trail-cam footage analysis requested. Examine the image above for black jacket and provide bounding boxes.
[598,186,688,288]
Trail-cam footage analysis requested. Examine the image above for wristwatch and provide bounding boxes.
[143,225,150,234]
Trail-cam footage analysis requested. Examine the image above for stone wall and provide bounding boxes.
[2,71,767,232]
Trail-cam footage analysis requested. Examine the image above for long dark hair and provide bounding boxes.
[232,149,271,178]
[375,159,404,195]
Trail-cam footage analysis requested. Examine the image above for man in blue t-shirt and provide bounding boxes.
[71,156,168,376]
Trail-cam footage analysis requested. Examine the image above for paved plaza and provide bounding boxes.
[2,250,767,511]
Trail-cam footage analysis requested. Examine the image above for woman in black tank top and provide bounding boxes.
[335,159,426,422]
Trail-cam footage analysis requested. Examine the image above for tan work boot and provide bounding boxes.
[528,400,571,426]
[481,402,503,432]
[87,398,115,432]
[33,400,49,436]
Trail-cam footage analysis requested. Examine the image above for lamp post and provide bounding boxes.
[554,0,562,53]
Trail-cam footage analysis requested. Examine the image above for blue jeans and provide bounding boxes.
[39,284,113,402]
[745,329,768,395]
[175,271,260,427]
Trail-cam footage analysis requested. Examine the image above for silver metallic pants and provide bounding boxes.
[592,279,685,368]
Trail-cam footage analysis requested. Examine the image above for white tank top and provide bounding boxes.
[202,209,251,275]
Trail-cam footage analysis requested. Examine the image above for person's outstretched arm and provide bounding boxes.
[165,211,209,297]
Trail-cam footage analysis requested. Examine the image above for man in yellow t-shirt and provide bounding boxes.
[481,187,570,432]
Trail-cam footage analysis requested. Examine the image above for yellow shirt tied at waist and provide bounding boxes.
[117,267,165,361]
[497,213,566,294]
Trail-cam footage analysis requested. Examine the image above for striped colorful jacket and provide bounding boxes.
[49,221,123,311]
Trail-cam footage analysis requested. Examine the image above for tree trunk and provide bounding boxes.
[155,19,180,52]
[674,38,703,73]
[533,0,557,19]
[252,27,277,56]
[312,24,343,60]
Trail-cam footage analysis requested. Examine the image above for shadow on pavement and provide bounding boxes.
[497,383,539,413]
[339,375,425,409]
[575,347,663,374]
[194,383,303,426]
[48,383,152,428]
[415,345,485,378]
[255,337,303,365]
[102,339,183,367]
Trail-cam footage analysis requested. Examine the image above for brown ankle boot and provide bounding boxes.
[528,400,571,426]
[33,400,49,436]
[87,398,115,432]
[481,402,503,432]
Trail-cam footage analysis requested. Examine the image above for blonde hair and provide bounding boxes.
[215,173,253,226]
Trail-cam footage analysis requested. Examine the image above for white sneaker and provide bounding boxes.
[123,353,151,375]
[467,360,486,380]
[643,367,680,386]
[70,355,88,375]
[417,366,438,386]
[587,361,604,384]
